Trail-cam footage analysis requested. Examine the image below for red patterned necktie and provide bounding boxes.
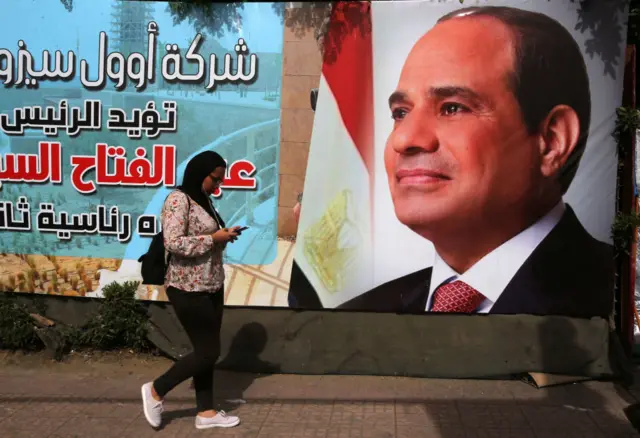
[431,280,486,313]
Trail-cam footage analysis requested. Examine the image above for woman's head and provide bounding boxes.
[177,150,228,227]
[181,151,227,196]
[201,166,226,195]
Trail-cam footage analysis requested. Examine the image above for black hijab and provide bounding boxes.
[177,150,226,228]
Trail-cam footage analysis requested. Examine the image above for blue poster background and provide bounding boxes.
[0,0,284,265]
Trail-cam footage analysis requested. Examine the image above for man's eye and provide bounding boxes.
[391,108,407,121]
[441,103,467,116]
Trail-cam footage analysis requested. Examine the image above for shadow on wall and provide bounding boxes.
[573,0,626,79]
[56,0,625,76]
[217,322,281,374]
[272,0,625,76]
[276,1,370,66]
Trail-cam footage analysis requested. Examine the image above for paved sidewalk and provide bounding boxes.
[0,352,639,437]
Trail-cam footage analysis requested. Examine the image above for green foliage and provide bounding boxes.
[629,0,640,46]
[611,213,640,256]
[56,0,640,44]
[67,281,151,351]
[0,297,42,350]
[166,2,245,37]
[614,106,640,144]
[611,105,640,259]
[59,0,72,12]
[0,281,153,354]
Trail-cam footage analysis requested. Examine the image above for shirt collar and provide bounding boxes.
[428,201,566,305]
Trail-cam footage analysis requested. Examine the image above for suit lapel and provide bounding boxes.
[400,267,432,313]
[490,209,574,314]
[490,205,598,316]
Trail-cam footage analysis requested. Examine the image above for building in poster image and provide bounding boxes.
[289,1,628,317]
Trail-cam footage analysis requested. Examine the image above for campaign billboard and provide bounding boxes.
[0,0,284,301]
[288,0,628,317]
[0,0,629,317]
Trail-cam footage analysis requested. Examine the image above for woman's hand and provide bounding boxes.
[212,227,239,243]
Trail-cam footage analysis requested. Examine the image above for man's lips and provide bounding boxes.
[396,168,450,185]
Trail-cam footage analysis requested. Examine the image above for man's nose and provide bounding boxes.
[389,112,438,154]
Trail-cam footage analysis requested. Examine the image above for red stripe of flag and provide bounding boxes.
[321,1,375,235]
[322,1,374,176]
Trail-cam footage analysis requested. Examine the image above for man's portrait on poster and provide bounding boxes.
[337,6,614,318]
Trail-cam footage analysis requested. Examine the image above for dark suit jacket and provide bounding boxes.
[289,205,614,318]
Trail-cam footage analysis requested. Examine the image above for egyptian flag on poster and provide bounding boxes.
[292,1,375,309]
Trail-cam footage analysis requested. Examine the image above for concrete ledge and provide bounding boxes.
[6,293,623,380]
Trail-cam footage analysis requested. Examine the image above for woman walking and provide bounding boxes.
[141,151,242,430]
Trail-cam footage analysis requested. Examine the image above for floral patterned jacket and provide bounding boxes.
[161,191,225,293]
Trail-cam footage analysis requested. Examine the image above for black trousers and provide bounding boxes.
[153,286,224,412]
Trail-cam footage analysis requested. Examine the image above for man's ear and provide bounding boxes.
[537,105,580,178]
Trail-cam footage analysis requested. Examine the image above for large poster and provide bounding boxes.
[0,0,284,301]
[288,0,628,317]
[0,0,629,316]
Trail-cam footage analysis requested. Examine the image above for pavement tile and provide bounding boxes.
[261,400,335,425]
[2,430,50,438]
[324,423,395,438]
[397,425,466,438]
[263,401,309,423]
[456,402,529,429]
[463,429,536,438]
[0,395,32,418]
[1,356,640,437]
[118,424,189,438]
[220,400,273,423]
[531,431,606,438]
[52,416,135,437]
[588,407,640,437]
[587,385,638,411]
[520,405,600,434]
[294,402,333,424]
[75,398,138,418]
[551,384,617,409]
[160,408,201,428]
[396,402,460,428]
[203,423,263,437]
[258,423,329,437]
[0,415,69,436]
[330,401,394,425]
[10,396,89,418]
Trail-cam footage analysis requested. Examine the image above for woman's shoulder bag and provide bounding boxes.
[138,190,190,286]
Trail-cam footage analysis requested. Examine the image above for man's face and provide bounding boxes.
[384,17,542,237]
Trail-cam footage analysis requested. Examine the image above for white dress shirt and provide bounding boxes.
[425,201,566,313]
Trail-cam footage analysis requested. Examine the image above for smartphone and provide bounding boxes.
[237,226,249,233]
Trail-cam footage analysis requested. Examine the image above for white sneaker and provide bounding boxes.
[195,411,240,429]
[141,382,164,428]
